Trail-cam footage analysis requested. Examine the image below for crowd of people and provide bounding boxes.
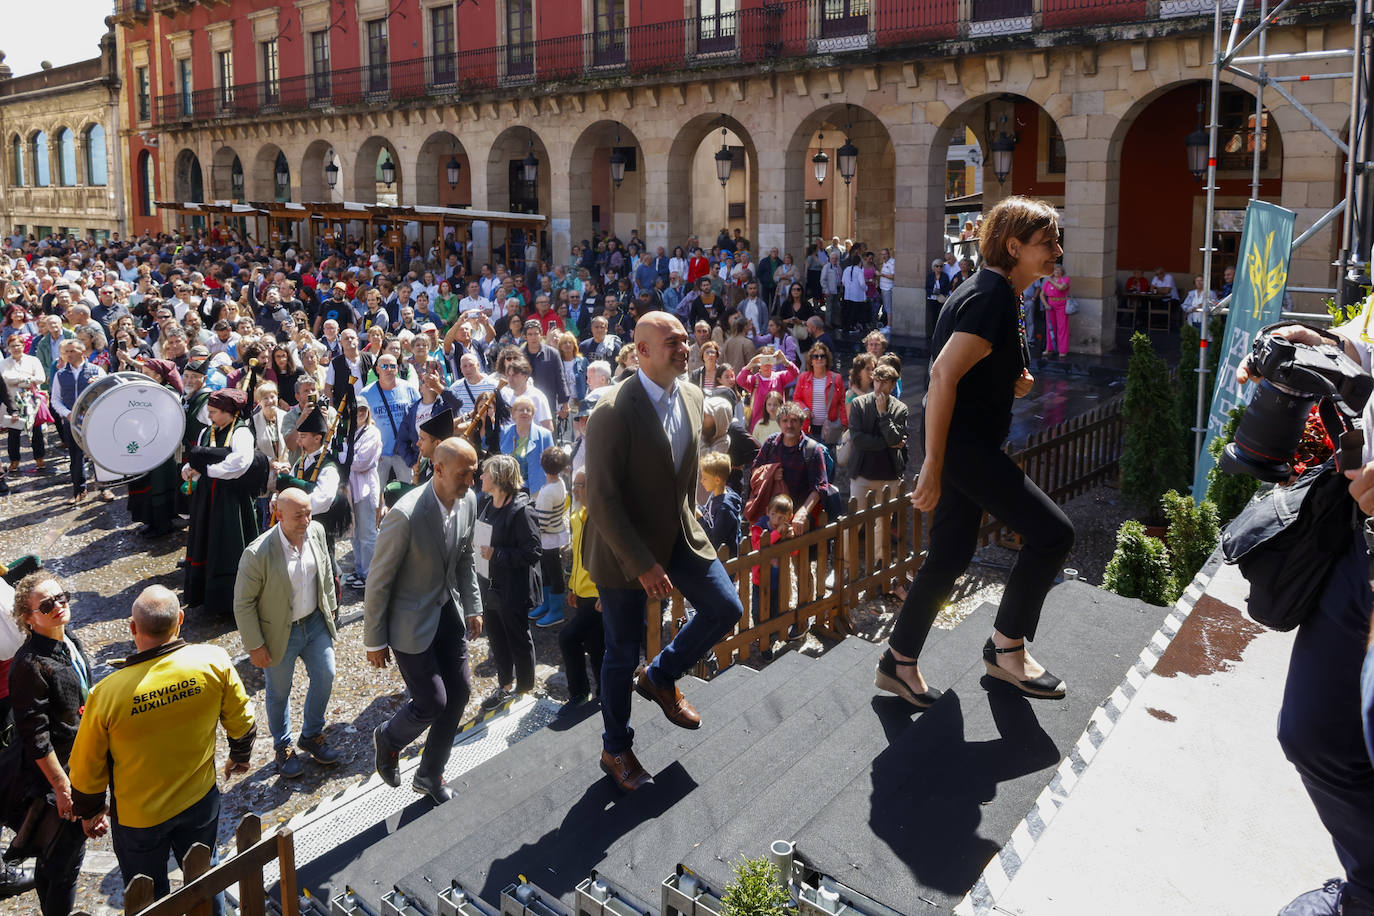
[0,219,919,912]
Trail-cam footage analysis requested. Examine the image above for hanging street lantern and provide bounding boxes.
[324,157,339,190]
[812,132,830,185]
[379,152,397,188]
[609,147,627,189]
[447,154,461,189]
[837,138,858,185]
[1185,128,1209,181]
[990,132,1016,184]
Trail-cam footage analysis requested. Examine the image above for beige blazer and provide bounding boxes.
[233,521,339,663]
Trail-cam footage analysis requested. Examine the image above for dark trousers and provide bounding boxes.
[55,419,84,495]
[599,536,743,753]
[484,592,536,693]
[384,601,472,780]
[926,297,943,343]
[34,818,85,916]
[559,596,605,698]
[842,298,867,330]
[1279,534,1374,909]
[890,437,1074,659]
[6,425,44,464]
[541,548,565,594]
[111,786,223,916]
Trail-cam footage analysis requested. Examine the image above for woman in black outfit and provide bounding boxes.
[476,453,543,711]
[8,570,97,916]
[877,197,1074,708]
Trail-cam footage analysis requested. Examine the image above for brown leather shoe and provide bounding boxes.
[600,749,652,792]
[633,665,701,729]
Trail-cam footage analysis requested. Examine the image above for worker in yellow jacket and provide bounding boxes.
[68,585,255,915]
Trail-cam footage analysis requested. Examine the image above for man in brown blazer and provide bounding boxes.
[583,311,744,792]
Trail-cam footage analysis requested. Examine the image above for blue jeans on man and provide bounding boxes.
[264,610,336,750]
[598,536,743,754]
[111,786,225,916]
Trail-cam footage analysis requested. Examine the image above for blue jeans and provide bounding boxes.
[111,786,224,916]
[264,611,336,750]
[598,536,743,753]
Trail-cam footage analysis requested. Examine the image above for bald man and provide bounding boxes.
[364,438,483,803]
[233,487,341,779]
[69,586,254,916]
[583,312,744,792]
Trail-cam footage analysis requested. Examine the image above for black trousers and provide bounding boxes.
[889,436,1074,659]
[34,817,85,916]
[384,601,472,780]
[540,548,565,594]
[558,596,605,698]
[1278,534,1374,910]
[926,297,943,343]
[7,425,44,464]
[54,418,84,495]
[483,591,536,693]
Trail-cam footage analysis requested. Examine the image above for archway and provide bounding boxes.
[414,131,471,207]
[569,120,645,247]
[666,114,758,256]
[352,137,401,206]
[486,126,551,268]
[782,104,896,266]
[301,139,343,202]
[173,148,204,202]
[251,143,288,201]
[1114,81,1283,294]
[211,145,243,202]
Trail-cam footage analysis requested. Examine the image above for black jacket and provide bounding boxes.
[479,492,543,612]
[8,631,93,796]
[847,391,909,480]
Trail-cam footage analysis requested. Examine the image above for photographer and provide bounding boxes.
[1237,322,1374,915]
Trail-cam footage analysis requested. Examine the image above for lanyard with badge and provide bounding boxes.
[64,636,90,712]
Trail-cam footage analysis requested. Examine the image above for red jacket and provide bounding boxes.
[793,370,848,426]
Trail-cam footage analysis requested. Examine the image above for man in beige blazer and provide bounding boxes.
[583,312,744,792]
[233,487,340,779]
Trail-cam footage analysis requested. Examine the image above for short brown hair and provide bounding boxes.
[849,352,877,388]
[12,569,58,632]
[979,196,1060,271]
[872,363,900,383]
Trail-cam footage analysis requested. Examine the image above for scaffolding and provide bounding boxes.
[1193,0,1371,461]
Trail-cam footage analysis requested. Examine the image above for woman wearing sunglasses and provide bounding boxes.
[8,570,97,915]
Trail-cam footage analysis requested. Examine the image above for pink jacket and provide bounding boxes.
[738,360,799,433]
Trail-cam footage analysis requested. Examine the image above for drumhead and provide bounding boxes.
[70,372,186,476]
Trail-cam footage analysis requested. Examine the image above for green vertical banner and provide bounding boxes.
[1192,200,1297,498]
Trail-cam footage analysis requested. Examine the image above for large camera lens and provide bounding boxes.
[1219,379,1316,482]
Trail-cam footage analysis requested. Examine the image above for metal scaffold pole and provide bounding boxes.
[1192,0,1369,469]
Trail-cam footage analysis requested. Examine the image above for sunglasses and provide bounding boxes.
[35,591,71,615]
[377,363,398,370]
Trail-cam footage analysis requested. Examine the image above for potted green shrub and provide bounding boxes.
[1103,520,1176,606]
[1162,489,1220,590]
[721,858,795,916]
[1121,333,1188,527]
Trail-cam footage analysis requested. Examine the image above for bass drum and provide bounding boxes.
[70,372,186,483]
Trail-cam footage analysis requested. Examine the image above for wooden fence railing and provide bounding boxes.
[647,486,922,672]
[978,393,1125,546]
[118,814,298,916]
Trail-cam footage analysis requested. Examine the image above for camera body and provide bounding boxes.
[1220,329,1373,482]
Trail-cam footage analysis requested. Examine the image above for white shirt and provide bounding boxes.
[1180,288,1216,327]
[842,265,868,301]
[501,383,553,427]
[458,294,495,321]
[277,525,319,621]
[0,354,45,390]
[298,447,340,515]
[880,258,896,291]
[204,424,256,479]
[1150,273,1179,299]
[637,368,688,472]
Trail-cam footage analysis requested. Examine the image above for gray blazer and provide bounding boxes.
[233,521,339,664]
[362,481,482,655]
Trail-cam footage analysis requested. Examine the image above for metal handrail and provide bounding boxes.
[148,0,1217,127]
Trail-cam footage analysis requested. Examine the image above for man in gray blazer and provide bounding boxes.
[363,437,483,803]
[234,487,341,779]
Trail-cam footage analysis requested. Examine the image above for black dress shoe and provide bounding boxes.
[0,860,36,899]
[413,772,454,804]
[373,725,400,788]
[874,649,943,709]
[982,638,1066,699]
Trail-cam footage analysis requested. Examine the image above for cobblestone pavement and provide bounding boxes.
[0,443,1131,915]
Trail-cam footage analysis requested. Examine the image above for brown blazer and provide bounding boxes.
[583,372,714,590]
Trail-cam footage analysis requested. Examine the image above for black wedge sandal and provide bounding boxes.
[875,649,944,709]
[982,638,1066,699]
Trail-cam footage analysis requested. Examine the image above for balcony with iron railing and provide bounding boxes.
[146,0,1322,128]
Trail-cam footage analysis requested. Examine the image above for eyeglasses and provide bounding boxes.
[811,355,827,362]
[35,591,71,615]
[377,363,398,369]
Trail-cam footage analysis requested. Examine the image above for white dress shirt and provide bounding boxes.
[277,525,319,621]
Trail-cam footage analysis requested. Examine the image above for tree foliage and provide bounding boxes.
[1121,333,1188,524]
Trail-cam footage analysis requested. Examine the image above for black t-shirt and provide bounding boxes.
[929,267,1028,446]
[315,297,355,330]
